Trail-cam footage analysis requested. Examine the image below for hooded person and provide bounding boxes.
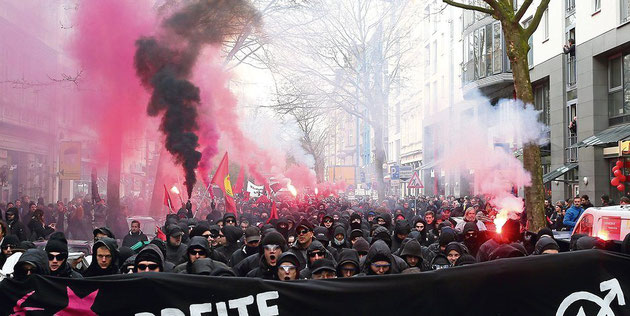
[411,217,429,246]
[298,240,337,279]
[13,248,49,281]
[275,218,290,241]
[444,242,468,266]
[230,226,261,267]
[93,227,115,241]
[5,207,29,242]
[330,225,349,255]
[348,213,368,238]
[310,258,337,279]
[45,236,82,278]
[533,237,560,255]
[454,254,477,266]
[276,252,300,281]
[422,227,456,270]
[352,237,370,260]
[83,237,119,277]
[336,248,360,278]
[246,231,287,280]
[477,219,521,262]
[461,222,483,257]
[371,226,392,249]
[400,239,424,270]
[223,213,237,227]
[173,236,210,273]
[0,235,19,268]
[391,220,412,253]
[164,225,187,265]
[214,225,243,265]
[362,239,403,275]
[134,244,165,273]
[488,244,526,261]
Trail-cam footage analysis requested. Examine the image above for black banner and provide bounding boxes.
[1,250,629,316]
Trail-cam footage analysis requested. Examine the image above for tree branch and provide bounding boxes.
[523,0,549,38]
[514,0,532,22]
[443,0,494,15]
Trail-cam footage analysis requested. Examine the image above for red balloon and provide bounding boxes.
[620,175,627,182]
[614,170,623,177]
[613,166,620,172]
[617,161,624,168]
[618,184,626,192]
[612,178,620,186]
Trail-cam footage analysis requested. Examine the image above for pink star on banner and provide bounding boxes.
[54,287,99,316]
[10,291,44,316]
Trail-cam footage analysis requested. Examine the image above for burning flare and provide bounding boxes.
[287,183,297,197]
[494,209,509,233]
[170,185,180,195]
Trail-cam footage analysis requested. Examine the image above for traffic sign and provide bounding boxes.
[390,165,400,180]
[407,171,424,189]
[400,165,413,180]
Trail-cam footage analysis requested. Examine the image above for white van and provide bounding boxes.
[572,205,630,241]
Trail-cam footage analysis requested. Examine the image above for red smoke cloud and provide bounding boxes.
[71,0,157,164]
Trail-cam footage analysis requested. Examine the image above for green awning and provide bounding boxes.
[543,163,578,184]
[570,124,630,148]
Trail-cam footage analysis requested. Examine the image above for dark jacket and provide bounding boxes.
[391,220,411,253]
[27,218,54,241]
[14,249,49,280]
[173,236,211,274]
[400,239,424,270]
[214,226,243,265]
[83,237,119,277]
[122,230,149,248]
[51,261,84,278]
[246,252,278,280]
[230,244,259,267]
[135,244,166,272]
[5,208,29,242]
[190,258,235,276]
[232,253,260,277]
[298,240,337,279]
[330,225,349,255]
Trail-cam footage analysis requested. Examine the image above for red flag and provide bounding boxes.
[156,226,166,241]
[233,167,245,195]
[210,152,237,214]
[266,201,278,224]
[163,184,173,213]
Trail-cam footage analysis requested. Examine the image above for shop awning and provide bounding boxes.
[570,124,630,148]
[543,163,578,184]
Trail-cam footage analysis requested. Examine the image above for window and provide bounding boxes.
[566,0,575,13]
[534,83,550,127]
[543,9,549,40]
[608,55,630,122]
[594,0,601,12]
[574,214,593,236]
[493,22,502,74]
[432,41,437,74]
[522,18,534,67]
[485,24,493,75]
[479,27,486,78]
[622,0,630,24]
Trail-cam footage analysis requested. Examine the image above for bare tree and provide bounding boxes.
[267,0,420,199]
[443,0,550,232]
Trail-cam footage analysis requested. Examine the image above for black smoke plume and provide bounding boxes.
[134,0,260,198]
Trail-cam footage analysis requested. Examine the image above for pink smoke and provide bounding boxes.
[71,0,157,164]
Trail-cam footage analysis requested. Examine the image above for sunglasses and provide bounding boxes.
[264,244,280,251]
[371,263,391,268]
[308,252,324,258]
[1,245,15,250]
[137,263,159,271]
[279,265,296,272]
[225,219,235,223]
[47,253,68,261]
[202,233,212,238]
[416,225,424,229]
[189,250,206,256]
[297,229,309,235]
[323,219,333,223]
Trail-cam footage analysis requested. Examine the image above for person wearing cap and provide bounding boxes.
[13,248,49,281]
[165,224,187,265]
[246,231,287,280]
[5,207,29,242]
[93,226,115,242]
[83,237,119,277]
[0,235,19,268]
[310,258,336,279]
[230,226,261,267]
[46,236,82,278]
[134,244,164,273]
[290,219,314,271]
[336,249,360,278]
[299,240,337,279]
[276,252,300,281]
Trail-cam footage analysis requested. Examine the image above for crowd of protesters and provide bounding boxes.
[1,192,630,282]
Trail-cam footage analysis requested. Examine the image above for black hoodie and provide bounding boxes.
[14,249,49,281]
[164,225,187,265]
[190,258,235,276]
[134,243,166,272]
[330,225,349,255]
[5,207,29,242]
[173,236,212,273]
[391,220,411,253]
[214,225,243,265]
[336,248,360,277]
[298,240,337,279]
[362,240,401,275]
[83,237,119,277]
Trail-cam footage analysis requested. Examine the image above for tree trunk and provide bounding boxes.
[106,136,122,234]
[503,22,546,232]
[373,125,386,200]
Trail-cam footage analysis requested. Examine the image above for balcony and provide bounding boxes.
[566,135,578,163]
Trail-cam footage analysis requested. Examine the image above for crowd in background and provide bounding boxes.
[1,192,629,282]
